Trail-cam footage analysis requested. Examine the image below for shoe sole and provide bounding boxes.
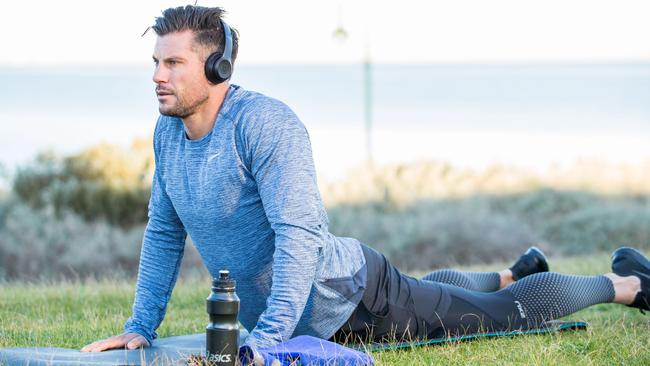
[612,247,650,312]
[611,247,650,278]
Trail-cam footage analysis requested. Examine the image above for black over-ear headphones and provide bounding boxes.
[204,20,233,84]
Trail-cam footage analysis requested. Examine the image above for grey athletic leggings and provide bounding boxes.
[332,244,615,342]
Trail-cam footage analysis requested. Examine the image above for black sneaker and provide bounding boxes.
[611,247,650,313]
[509,246,549,281]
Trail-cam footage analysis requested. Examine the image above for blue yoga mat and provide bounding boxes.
[0,332,231,366]
[0,330,373,366]
[0,320,587,365]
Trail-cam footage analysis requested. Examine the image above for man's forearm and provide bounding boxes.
[244,225,322,349]
[124,220,186,344]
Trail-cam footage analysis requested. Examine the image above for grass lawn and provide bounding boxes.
[1,251,649,365]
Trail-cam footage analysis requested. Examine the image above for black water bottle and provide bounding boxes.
[206,269,240,366]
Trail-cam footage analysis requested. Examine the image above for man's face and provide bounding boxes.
[152,30,211,118]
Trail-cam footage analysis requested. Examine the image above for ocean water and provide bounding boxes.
[1,63,649,180]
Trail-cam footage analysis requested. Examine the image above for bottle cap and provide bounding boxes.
[212,269,236,291]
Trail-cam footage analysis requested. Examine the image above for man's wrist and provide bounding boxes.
[123,319,155,346]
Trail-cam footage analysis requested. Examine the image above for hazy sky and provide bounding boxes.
[2,0,649,65]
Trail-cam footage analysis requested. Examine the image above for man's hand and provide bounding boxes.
[80,332,150,352]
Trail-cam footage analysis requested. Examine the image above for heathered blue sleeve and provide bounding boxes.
[123,120,187,345]
[238,100,326,349]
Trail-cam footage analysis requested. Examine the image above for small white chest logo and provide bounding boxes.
[207,153,220,162]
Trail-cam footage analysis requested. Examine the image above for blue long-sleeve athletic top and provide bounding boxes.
[123,84,367,351]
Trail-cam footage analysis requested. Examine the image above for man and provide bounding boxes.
[81,5,649,360]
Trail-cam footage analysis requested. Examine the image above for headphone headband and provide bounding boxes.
[204,19,234,84]
[221,21,233,64]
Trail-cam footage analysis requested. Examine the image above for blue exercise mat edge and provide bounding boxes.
[356,320,588,352]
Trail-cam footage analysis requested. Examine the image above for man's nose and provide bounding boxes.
[152,64,168,84]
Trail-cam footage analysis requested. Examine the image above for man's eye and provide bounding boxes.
[169,60,178,65]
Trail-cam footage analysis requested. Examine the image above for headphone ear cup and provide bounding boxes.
[204,20,234,84]
[216,59,233,81]
[204,52,224,84]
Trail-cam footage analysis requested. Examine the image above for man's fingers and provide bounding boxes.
[80,333,141,352]
[80,341,101,352]
[90,337,126,352]
[81,339,114,353]
[126,335,149,350]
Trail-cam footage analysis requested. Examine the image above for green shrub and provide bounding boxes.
[485,188,601,226]
[328,190,650,272]
[0,193,209,281]
[12,141,152,228]
[542,204,650,254]
[0,198,144,281]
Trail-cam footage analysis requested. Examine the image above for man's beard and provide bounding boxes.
[158,90,209,118]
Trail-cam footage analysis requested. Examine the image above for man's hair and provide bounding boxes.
[151,5,239,63]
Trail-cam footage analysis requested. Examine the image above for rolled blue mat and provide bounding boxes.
[249,335,374,365]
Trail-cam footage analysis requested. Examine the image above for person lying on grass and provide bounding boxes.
[81,5,650,363]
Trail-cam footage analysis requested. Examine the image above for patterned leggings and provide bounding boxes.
[332,244,615,341]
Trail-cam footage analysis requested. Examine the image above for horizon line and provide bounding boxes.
[2,59,650,69]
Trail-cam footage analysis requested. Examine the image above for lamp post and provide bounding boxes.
[333,5,373,164]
